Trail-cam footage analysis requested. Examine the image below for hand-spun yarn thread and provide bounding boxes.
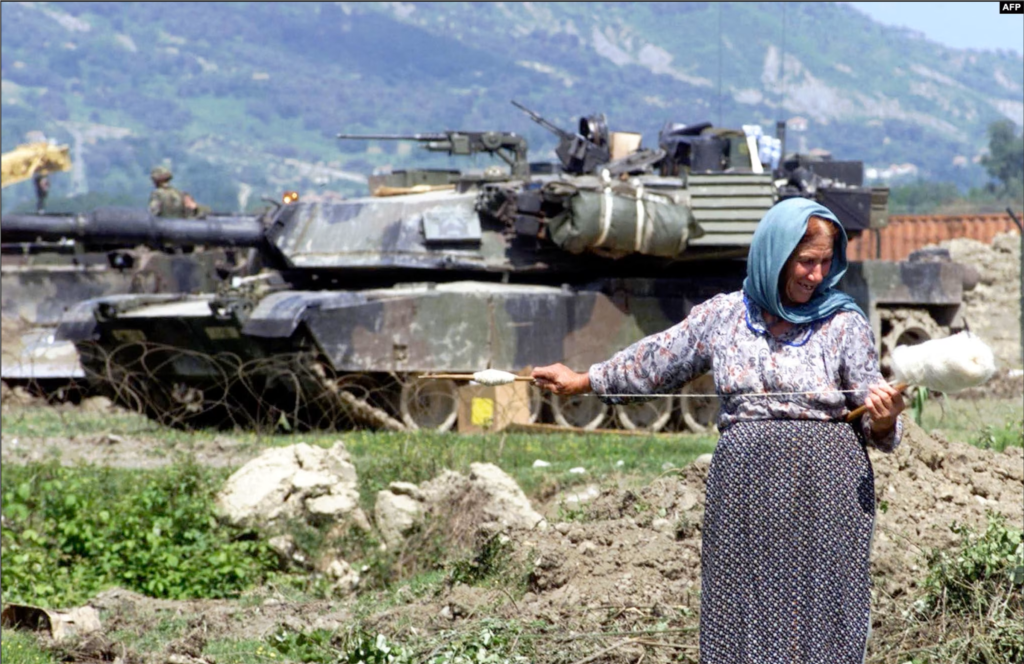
[892,332,996,393]
[471,369,517,386]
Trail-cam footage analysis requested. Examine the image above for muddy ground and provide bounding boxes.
[2,396,1022,663]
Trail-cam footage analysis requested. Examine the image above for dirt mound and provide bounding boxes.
[940,233,1022,373]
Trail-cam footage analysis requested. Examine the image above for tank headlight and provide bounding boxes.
[282,191,299,204]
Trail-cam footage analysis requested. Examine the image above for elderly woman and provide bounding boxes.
[532,197,905,664]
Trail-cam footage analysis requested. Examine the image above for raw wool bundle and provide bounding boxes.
[471,369,518,386]
[892,332,997,393]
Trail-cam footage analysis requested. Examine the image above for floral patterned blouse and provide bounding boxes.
[588,290,902,451]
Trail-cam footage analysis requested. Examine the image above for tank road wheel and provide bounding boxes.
[678,373,720,433]
[879,308,947,377]
[399,378,458,432]
[615,397,674,432]
[550,393,609,430]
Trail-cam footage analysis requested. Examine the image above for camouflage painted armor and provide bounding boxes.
[149,183,187,218]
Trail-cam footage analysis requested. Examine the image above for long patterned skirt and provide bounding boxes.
[700,420,876,664]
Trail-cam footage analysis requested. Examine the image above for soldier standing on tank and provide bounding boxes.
[33,173,50,214]
[148,166,188,218]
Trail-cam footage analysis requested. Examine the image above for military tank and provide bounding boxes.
[1,207,265,394]
[48,104,966,432]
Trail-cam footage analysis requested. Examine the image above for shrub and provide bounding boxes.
[914,512,1024,663]
[922,512,1023,615]
[1,459,280,606]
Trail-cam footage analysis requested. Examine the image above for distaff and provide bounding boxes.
[845,330,995,421]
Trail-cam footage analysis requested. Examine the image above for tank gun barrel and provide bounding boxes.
[336,133,449,142]
[2,208,265,248]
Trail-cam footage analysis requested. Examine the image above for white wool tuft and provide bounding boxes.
[472,369,518,386]
[892,332,997,393]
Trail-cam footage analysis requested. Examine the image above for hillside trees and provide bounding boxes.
[981,120,1024,202]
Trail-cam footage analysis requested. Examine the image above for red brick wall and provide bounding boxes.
[847,213,1022,261]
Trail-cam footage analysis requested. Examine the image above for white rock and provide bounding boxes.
[555,483,601,508]
[305,492,358,518]
[388,481,425,501]
[469,462,548,530]
[325,559,360,593]
[569,466,586,474]
[651,517,673,534]
[374,490,425,548]
[290,469,335,491]
[692,453,714,468]
[216,441,366,529]
[532,459,551,468]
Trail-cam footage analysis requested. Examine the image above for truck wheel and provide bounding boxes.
[399,378,458,432]
[551,393,609,430]
[615,397,674,431]
[880,309,946,377]
[678,373,719,433]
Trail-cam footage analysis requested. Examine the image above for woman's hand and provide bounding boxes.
[864,383,905,435]
[532,363,591,396]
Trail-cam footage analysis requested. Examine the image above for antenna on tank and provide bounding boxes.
[781,2,788,115]
[717,3,723,127]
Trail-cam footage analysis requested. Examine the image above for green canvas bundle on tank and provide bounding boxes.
[544,179,699,259]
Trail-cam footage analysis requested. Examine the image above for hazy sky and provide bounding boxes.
[846,2,1023,56]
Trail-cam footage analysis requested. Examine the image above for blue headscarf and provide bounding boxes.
[742,197,864,324]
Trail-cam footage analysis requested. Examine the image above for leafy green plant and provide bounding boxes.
[340,632,412,664]
[267,627,338,664]
[972,417,1024,452]
[267,628,411,664]
[909,386,929,426]
[915,512,1024,663]
[876,514,1024,664]
[0,631,56,664]
[446,533,518,587]
[423,621,532,664]
[922,512,1023,615]
[1,458,280,606]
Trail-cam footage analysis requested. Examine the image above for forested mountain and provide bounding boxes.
[2,1,1022,213]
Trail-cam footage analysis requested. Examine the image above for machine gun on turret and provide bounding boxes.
[511,100,611,175]
[336,131,529,178]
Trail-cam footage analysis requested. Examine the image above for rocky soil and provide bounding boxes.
[941,232,1022,374]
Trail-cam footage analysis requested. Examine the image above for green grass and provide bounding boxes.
[918,397,1023,449]
[1,405,718,504]
[204,637,285,663]
[106,616,192,657]
[1,406,158,438]
[0,631,56,664]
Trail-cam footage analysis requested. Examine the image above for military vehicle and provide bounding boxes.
[46,103,966,432]
[1,208,264,392]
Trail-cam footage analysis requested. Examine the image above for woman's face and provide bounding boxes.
[781,230,833,306]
